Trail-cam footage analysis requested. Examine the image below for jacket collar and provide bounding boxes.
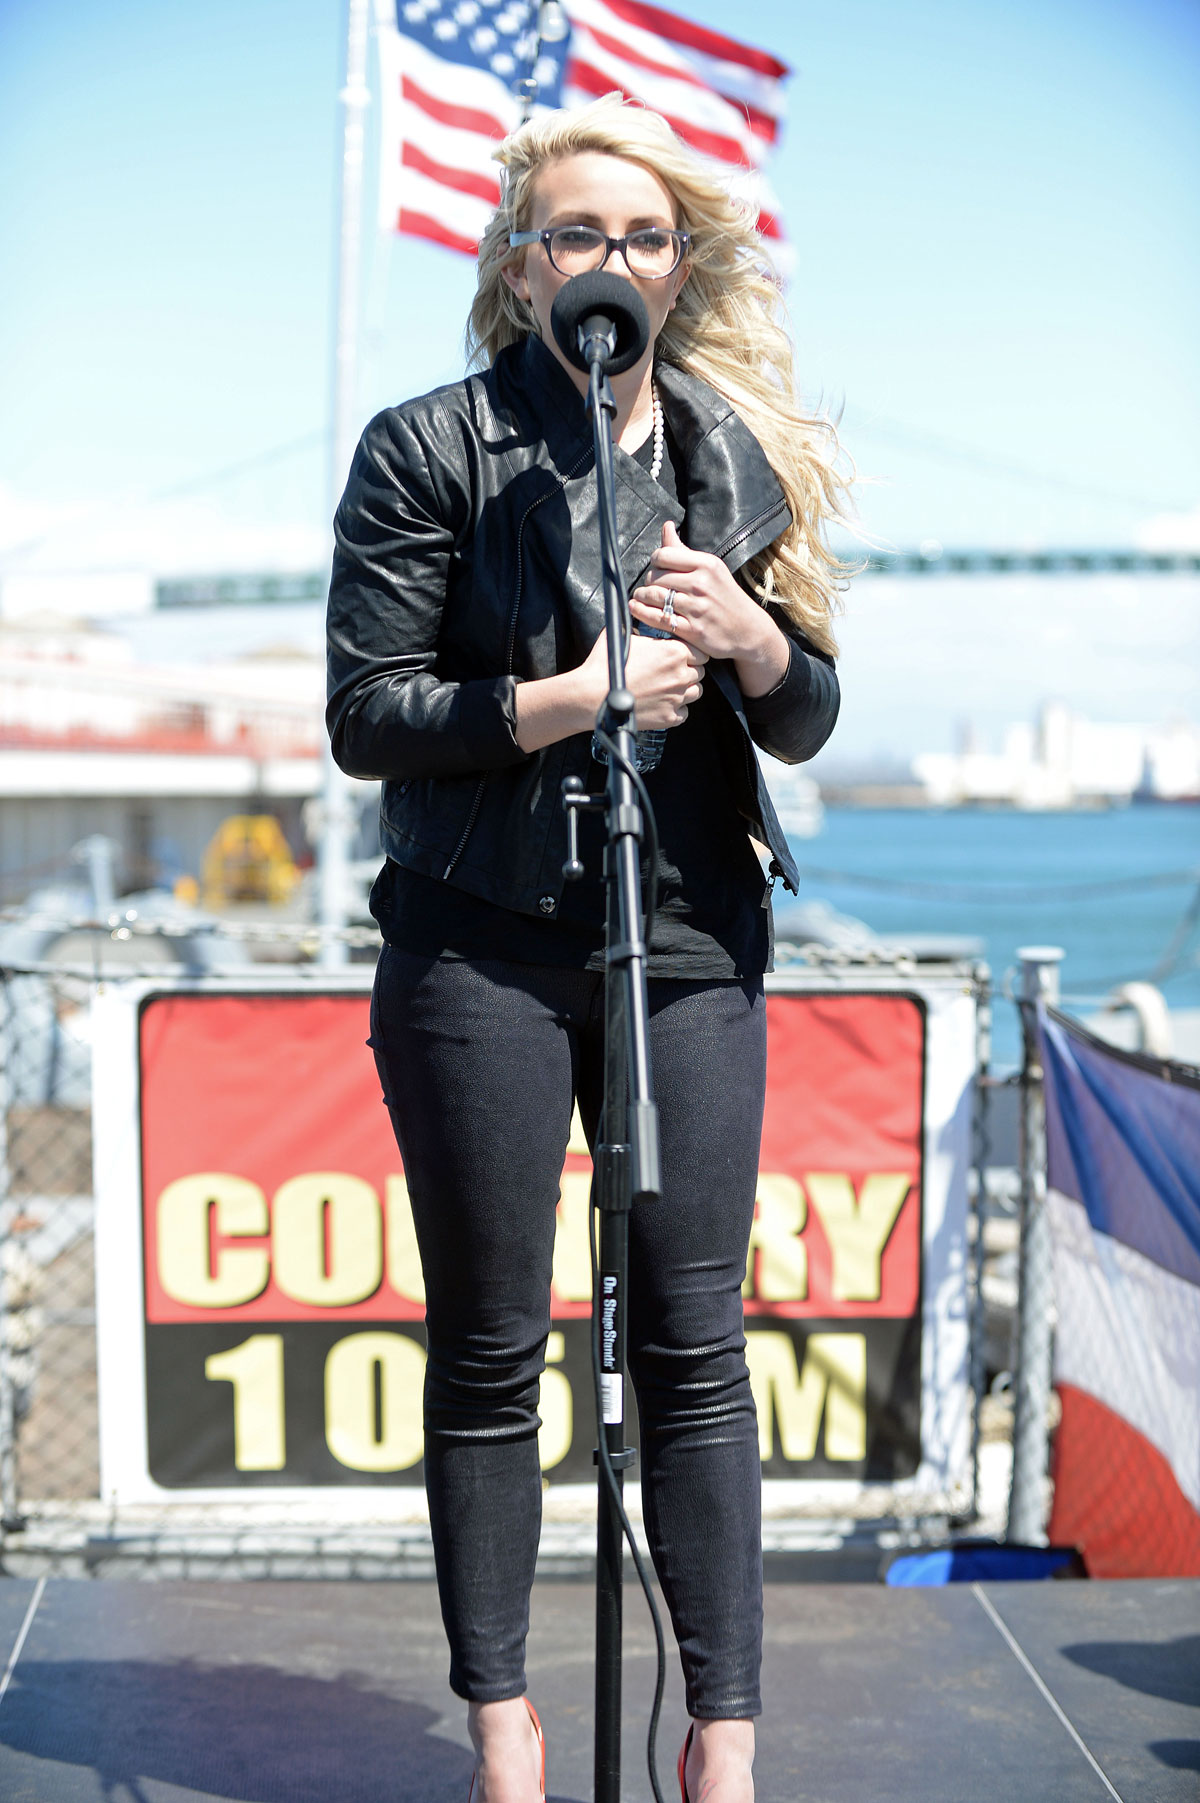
[499,335,791,571]
[655,360,791,568]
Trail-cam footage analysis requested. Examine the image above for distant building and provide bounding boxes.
[913,702,1200,808]
[0,615,338,898]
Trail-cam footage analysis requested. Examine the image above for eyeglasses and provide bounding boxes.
[508,225,690,280]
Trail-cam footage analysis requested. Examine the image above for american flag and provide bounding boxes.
[374,0,790,260]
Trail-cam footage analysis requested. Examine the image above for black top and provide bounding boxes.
[371,418,775,978]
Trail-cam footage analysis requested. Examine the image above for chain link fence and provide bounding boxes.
[0,920,1024,1576]
[1,964,99,1524]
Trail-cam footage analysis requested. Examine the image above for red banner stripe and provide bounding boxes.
[578,22,779,142]
[399,207,481,259]
[400,73,508,141]
[566,61,750,167]
[401,142,501,207]
[592,0,789,79]
[1049,1384,1200,1578]
[756,209,782,240]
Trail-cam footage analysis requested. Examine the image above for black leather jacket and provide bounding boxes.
[327,333,839,917]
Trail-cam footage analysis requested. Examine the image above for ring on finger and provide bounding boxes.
[661,588,676,632]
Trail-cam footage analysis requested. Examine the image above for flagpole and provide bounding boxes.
[318,0,372,968]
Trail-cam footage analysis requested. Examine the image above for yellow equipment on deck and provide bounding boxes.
[201,815,299,907]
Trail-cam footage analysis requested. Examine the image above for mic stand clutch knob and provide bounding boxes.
[562,775,605,881]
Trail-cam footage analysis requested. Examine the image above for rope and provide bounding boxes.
[1149,882,1200,984]
[789,865,1200,903]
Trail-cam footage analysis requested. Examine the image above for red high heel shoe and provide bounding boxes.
[467,1698,545,1802]
[527,1701,546,1801]
[678,1723,694,1802]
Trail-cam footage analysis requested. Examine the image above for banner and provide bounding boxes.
[1041,1006,1200,1576]
[93,973,975,1506]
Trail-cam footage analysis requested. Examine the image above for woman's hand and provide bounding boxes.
[513,620,707,753]
[630,521,791,699]
[579,622,708,731]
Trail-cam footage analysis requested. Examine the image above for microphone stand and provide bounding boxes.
[562,342,662,1803]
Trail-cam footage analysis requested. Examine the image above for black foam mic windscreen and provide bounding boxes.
[550,272,650,376]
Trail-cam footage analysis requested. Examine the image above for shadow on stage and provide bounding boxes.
[1060,1632,1200,1707]
[0,1658,471,1803]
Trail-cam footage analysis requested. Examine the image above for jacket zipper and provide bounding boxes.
[762,859,783,907]
[442,447,592,882]
[442,779,486,880]
[715,496,788,565]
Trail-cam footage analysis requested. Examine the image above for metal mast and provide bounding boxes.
[317,0,372,967]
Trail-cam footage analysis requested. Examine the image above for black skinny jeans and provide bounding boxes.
[370,947,767,1718]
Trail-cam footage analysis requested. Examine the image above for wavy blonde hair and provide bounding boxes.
[466,94,852,656]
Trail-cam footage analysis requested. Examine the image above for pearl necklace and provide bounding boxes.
[649,381,665,482]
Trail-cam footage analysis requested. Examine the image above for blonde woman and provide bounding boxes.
[327,95,849,1803]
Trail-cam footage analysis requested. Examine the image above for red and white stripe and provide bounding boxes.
[376,0,790,260]
[376,21,522,253]
[564,0,788,247]
[1048,1185,1200,1576]
[565,0,786,162]
[1048,1188,1200,1518]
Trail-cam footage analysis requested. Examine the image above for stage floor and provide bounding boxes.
[0,1575,1195,1801]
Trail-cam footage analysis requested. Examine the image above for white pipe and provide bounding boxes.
[1106,982,1174,1057]
[1007,944,1064,1545]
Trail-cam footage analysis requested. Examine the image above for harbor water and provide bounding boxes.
[781,801,1200,1069]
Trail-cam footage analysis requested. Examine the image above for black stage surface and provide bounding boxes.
[0,1576,1196,1801]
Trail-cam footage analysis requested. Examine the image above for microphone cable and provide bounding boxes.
[587,725,668,1803]
[589,1120,669,1803]
[590,728,661,941]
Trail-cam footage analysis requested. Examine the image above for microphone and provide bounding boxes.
[550,272,649,377]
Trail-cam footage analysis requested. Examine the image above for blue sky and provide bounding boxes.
[1,0,1197,756]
